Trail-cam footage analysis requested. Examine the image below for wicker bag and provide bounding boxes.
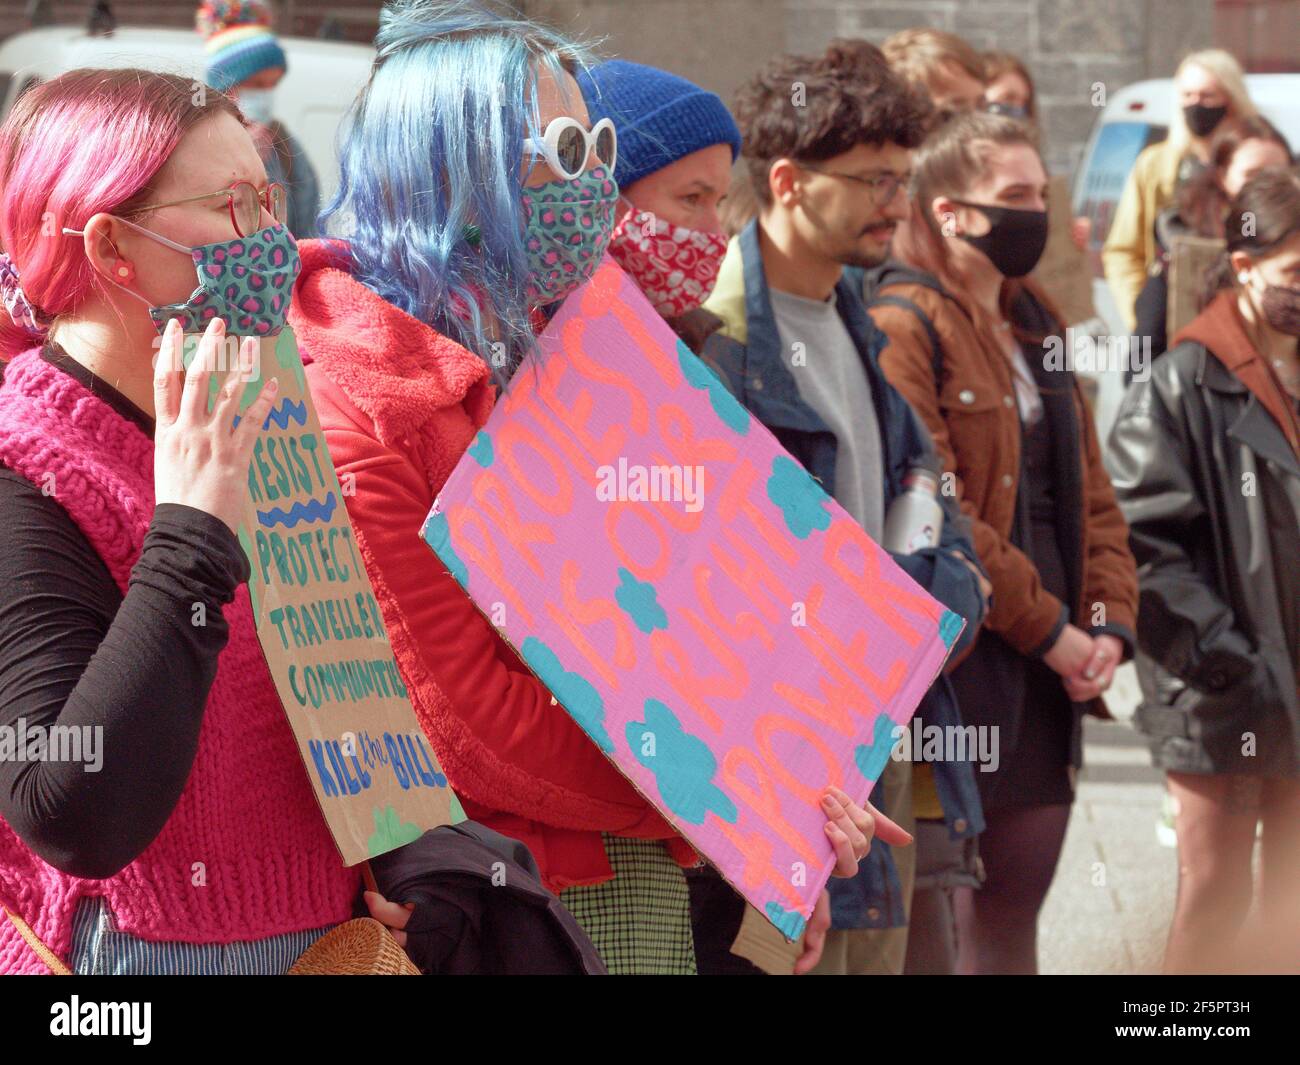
[4,908,417,976]
[288,918,421,976]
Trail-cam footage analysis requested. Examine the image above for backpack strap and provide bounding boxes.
[862,262,955,388]
[868,293,946,386]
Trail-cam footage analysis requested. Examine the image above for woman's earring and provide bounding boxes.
[114,260,135,283]
[1237,271,1251,285]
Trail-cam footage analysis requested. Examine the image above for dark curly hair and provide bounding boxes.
[732,45,931,206]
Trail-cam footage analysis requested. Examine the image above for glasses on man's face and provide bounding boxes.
[135,180,288,238]
[799,164,912,206]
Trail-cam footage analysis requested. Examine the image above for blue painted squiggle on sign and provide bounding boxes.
[233,396,310,432]
[853,713,900,784]
[263,397,309,430]
[256,492,338,529]
[422,511,467,587]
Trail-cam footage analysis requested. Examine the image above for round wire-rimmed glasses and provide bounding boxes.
[798,164,912,207]
[134,181,289,238]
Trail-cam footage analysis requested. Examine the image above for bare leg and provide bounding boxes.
[1162,771,1258,974]
[1239,776,1300,973]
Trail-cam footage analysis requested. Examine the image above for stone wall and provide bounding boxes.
[0,0,1226,177]
[528,0,1216,177]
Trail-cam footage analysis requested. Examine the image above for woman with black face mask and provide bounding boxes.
[1108,167,1300,974]
[1103,49,1259,332]
[867,112,1139,975]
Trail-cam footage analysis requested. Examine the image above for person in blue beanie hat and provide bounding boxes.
[197,0,320,238]
[578,59,740,352]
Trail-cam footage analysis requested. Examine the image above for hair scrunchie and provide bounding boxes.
[0,252,45,335]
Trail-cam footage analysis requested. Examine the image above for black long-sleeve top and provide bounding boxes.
[0,346,249,879]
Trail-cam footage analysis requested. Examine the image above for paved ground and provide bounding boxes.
[1039,662,1178,974]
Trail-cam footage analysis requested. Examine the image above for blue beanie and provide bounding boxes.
[577,60,742,190]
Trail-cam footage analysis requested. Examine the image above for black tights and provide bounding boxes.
[953,803,1072,974]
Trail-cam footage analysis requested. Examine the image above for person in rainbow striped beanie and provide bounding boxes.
[196,0,320,237]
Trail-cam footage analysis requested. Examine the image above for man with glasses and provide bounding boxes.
[700,45,989,976]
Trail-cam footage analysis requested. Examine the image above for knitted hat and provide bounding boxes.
[197,0,288,92]
[577,60,741,191]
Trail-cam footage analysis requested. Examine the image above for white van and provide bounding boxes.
[0,26,374,202]
[1070,73,1300,435]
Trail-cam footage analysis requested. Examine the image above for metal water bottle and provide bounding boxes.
[882,455,944,554]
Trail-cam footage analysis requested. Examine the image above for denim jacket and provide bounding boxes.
[699,220,988,929]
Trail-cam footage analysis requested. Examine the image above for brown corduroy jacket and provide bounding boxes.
[869,277,1138,667]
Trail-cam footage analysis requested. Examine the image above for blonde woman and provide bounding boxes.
[1103,49,1258,329]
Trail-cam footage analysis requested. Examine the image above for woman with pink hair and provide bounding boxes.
[0,68,402,973]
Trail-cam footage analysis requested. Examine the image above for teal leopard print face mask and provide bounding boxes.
[521,166,619,307]
[112,218,302,337]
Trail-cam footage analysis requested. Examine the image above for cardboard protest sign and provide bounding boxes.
[1168,234,1225,339]
[1030,175,1095,326]
[730,903,801,974]
[216,328,460,866]
[421,260,964,937]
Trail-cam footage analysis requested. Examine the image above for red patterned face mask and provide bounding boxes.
[607,204,728,319]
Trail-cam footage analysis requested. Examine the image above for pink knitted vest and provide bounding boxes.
[0,347,359,973]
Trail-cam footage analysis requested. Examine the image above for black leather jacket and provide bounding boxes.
[1107,311,1300,778]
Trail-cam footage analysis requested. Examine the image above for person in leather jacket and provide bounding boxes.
[1108,166,1300,974]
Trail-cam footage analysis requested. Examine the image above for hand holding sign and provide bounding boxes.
[822,785,911,878]
[362,891,417,949]
[153,316,278,534]
[191,324,463,867]
[795,889,832,975]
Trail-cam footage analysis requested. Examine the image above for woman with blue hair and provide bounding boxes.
[289,0,882,974]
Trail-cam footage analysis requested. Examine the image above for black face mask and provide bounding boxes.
[950,200,1050,278]
[1183,102,1228,138]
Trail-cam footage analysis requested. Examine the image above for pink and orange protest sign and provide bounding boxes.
[422,261,963,937]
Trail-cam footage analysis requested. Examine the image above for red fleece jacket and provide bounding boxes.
[288,240,692,891]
